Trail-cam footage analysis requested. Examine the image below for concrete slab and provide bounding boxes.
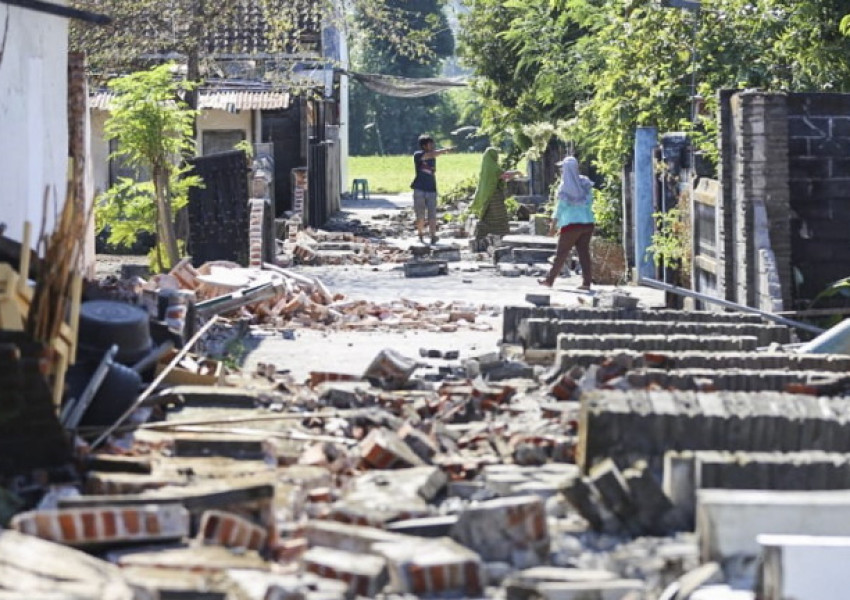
[757,534,850,600]
[697,489,850,561]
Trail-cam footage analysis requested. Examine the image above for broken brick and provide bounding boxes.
[196,509,268,552]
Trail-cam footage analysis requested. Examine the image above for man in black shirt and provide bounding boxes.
[411,134,453,244]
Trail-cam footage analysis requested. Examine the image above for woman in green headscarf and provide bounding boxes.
[470,147,522,242]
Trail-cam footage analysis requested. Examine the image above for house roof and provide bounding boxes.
[202,0,322,56]
[90,89,290,111]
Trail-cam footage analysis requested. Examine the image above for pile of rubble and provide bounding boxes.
[6,295,850,599]
[281,229,409,268]
[92,258,495,335]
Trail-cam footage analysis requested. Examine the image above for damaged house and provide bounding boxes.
[87,0,348,241]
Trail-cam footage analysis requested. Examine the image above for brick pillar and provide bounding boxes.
[717,89,738,303]
[727,91,791,309]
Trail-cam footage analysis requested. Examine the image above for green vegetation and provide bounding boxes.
[349,152,482,194]
[440,175,478,209]
[349,0,459,156]
[459,0,850,226]
[95,63,202,272]
[647,206,692,282]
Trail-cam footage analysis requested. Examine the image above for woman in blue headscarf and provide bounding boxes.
[539,156,595,290]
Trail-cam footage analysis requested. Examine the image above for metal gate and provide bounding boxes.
[307,138,328,228]
[186,150,250,266]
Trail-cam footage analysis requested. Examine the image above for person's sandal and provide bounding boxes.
[537,279,553,288]
[577,284,591,291]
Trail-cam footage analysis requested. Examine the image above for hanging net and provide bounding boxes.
[347,71,468,98]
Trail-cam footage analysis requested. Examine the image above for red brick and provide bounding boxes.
[271,537,308,562]
[10,505,188,547]
[58,513,77,541]
[145,511,160,534]
[81,512,97,538]
[374,538,484,596]
[102,511,117,537]
[124,509,140,535]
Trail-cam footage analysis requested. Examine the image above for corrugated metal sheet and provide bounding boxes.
[199,90,289,110]
[89,90,289,111]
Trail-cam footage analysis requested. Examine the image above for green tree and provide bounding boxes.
[458,0,586,148]
[349,0,457,155]
[460,0,850,190]
[97,63,202,271]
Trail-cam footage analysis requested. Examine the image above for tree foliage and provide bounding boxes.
[349,0,458,155]
[458,0,586,147]
[460,0,850,184]
[71,0,445,82]
[97,63,202,271]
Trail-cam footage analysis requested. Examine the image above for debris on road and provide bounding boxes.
[8,194,850,600]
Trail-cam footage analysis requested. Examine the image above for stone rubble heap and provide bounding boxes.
[4,299,850,600]
[92,259,496,335]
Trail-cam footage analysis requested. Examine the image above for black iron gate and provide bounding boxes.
[307,137,330,228]
[186,150,250,266]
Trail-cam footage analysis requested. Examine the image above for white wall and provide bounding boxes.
[0,2,69,247]
[90,110,110,199]
[90,108,252,192]
[196,109,252,153]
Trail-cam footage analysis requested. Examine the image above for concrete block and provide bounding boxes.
[690,586,755,600]
[561,477,607,531]
[362,348,417,390]
[589,459,635,524]
[403,259,448,278]
[663,451,696,522]
[302,546,389,598]
[757,534,850,600]
[227,569,348,600]
[397,422,438,464]
[697,489,850,561]
[431,246,462,262]
[579,390,850,471]
[196,509,267,552]
[300,520,414,554]
[530,579,645,600]
[505,566,620,599]
[11,503,189,547]
[451,495,549,567]
[386,515,458,538]
[525,293,551,307]
[512,247,555,264]
[373,536,485,597]
[499,263,523,277]
[358,429,425,469]
[328,467,445,525]
[622,460,673,533]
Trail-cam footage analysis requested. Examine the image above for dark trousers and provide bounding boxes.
[545,223,594,286]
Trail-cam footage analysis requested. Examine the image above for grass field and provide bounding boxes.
[348,152,482,194]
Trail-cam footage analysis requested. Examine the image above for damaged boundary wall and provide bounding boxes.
[716,90,850,308]
[631,90,850,313]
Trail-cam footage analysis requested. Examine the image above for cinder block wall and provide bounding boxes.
[720,91,791,310]
[787,93,850,301]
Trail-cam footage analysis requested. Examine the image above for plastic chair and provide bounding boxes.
[352,178,370,201]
